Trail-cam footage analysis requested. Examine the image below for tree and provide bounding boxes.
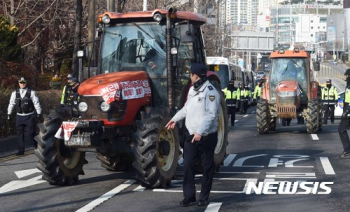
[0,15,21,61]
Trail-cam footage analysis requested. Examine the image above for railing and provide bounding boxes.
[313,63,345,80]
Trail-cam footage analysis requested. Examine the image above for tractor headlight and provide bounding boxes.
[101,15,110,24]
[100,101,111,112]
[78,102,88,112]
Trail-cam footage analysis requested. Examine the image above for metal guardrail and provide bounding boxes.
[314,63,346,80]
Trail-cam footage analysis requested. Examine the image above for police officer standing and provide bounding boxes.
[223,79,239,126]
[240,83,251,114]
[7,77,42,155]
[322,79,338,124]
[60,76,80,108]
[338,69,350,158]
[165,63,220,207]
[253,81,262,103]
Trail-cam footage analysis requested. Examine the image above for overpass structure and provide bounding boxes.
[228,31,276,73]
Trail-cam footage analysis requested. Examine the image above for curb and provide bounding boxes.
[0,135,33,158]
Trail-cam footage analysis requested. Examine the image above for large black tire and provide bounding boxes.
[256,99,270,134]
[269,117,277,131]
[210,81,228,170]
[96,153,133,171]
[132,108,179,188]
[34,109,87,185]
[306,99,320,134]
[318,99,323,131]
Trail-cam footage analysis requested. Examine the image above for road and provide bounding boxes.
[1,104,350,212]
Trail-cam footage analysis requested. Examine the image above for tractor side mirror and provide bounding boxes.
[313,61,320,71]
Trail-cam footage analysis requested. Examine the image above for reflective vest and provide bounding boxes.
[224,87,239,106]
[253,85,262,98]
[240,88,251,100]
[322,86,338,104]
[345,88,350,103]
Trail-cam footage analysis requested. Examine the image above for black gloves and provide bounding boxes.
[341,110,350,119]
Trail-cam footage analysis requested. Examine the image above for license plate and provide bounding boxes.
[65,135,91,147]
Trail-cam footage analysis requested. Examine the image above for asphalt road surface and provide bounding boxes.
[1,103,350,212]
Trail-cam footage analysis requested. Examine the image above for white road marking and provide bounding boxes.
[266,172,316,178]
[233,154,268,167]
[243,115,249,117]
[132,185,145,192]
[235,120,238,122]
[311,134,319,140]
[205,202,222,212]
[76,180,135,212]
[320,157,335,175]
[15,168,41,179]
[223,154,236,166]
[0,175,45,194]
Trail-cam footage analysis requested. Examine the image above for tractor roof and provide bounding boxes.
[270,50,308,58]
[98,9,207,25]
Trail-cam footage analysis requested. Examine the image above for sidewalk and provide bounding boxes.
[0,135,33,158]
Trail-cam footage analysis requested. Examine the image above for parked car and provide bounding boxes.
[256,71,265,80]
[334,91,344,118]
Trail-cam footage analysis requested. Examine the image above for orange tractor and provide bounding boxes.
[34,9,228,188]
[256,49,322,134]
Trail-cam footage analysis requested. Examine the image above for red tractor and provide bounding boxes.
[34,8,228,188]
[256,49,322,134]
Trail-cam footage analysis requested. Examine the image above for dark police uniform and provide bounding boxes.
[239,84,251,114]
[338,69,350,158]
[224,81,239,126]
[322,81,338,124]
[7,80,42,154]
[172,79,220,205]
[60,78,80,107]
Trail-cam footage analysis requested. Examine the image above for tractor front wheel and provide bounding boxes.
[132,108,179,188]
[256,99,270,134]
[34,110,87,185]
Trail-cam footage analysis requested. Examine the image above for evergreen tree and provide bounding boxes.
[0,15,21,61]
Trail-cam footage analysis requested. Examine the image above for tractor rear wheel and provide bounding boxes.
[269,117,277,131]
[97,153,133,171]
[132,108,179,188]
[256,99,270,134]
[306,99,320,133]
[34,110,86,185]
[210,81,228,171]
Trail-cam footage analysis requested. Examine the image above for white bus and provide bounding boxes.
[206,56,250,89]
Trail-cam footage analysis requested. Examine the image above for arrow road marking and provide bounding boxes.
[15,168,41,179]
[0,175,45,194]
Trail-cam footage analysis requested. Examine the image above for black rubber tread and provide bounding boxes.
[318,99,323,131]
[210,81,228,170]
[96,153,133,171]
[306,99,320,134]
[34,109,86,186]
[132,108,179,188]
[269,117,277,131]
[256,99,270,134]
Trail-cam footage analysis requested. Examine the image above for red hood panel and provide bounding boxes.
[78,71,149,96]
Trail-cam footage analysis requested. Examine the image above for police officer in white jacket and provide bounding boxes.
[166,63,220,207]
[7,77,42,155]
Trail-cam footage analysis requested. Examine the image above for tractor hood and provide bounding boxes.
[78,71,151,104]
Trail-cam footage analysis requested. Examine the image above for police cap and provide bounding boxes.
[18,77,27,83]
[229,79,234,84]
[190,63,207,78]
[326,79,331,83]
[345,69,350,76]
[67,74,73,79]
